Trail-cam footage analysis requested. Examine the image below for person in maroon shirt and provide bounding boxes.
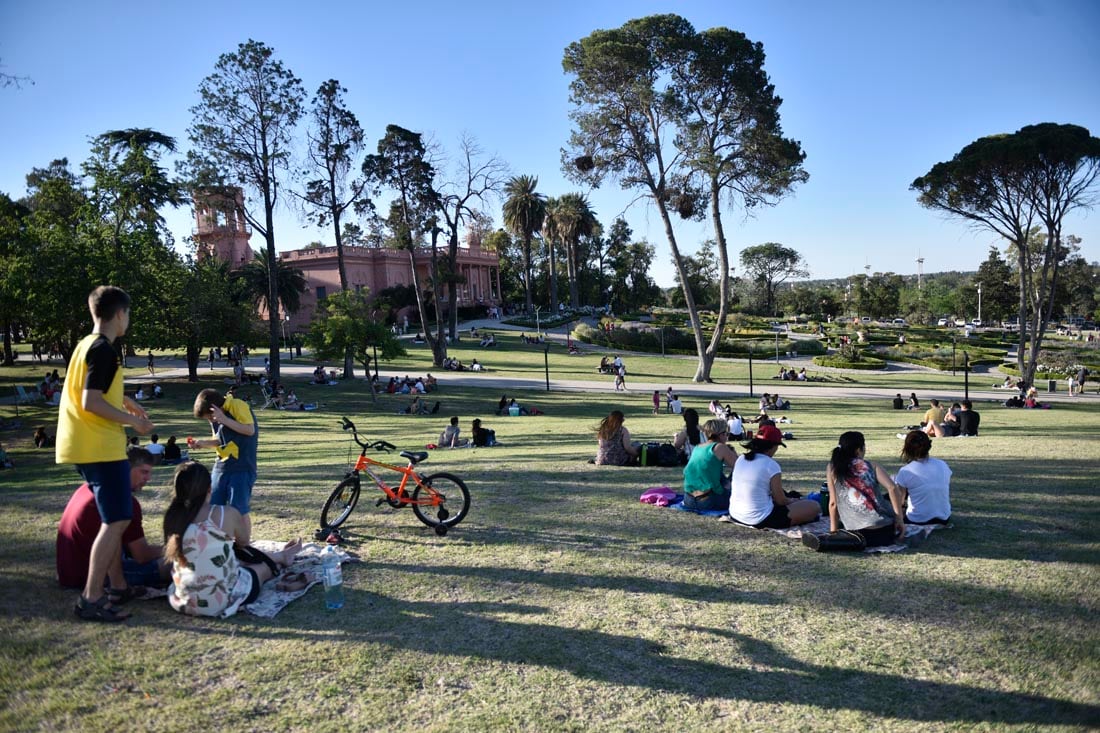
[56,446,167,592]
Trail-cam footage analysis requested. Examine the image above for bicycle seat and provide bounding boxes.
[400,450,429,464]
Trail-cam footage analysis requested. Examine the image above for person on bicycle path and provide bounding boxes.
[189,388,259,545]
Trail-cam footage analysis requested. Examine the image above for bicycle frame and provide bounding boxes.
[352,454,444,508]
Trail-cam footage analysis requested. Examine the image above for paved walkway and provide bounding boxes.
[6,319,1091,406]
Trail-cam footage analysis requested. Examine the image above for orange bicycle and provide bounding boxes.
[320,417,471,536]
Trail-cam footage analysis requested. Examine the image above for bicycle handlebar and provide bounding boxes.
[340,417,395,452]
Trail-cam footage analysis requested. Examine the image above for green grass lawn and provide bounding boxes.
[0,353,1098,731]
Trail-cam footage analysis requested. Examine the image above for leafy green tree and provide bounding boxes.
[673,25,807,366]
[974,247,1016,323]
[307,289,406,401]
[1057,254,1099,320]
[672,240,722,309]
[234,248,307,319]
[301,79,373,378]
[187,39,306,380]
[563,14,803,381]
[912,122,1100,384]
[164,257,256,381]
[482,229,526,306]
[543,192,597,309]
[18,160,102,360]
[0,193,31,364]
[863,273,904,319]
[502,175,546,313]
[363,125,445,364]
[739,242,808,316]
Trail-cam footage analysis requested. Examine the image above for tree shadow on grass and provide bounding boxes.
[141,591,1099,728]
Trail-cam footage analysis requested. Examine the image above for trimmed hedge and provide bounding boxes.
[812,355,887,370]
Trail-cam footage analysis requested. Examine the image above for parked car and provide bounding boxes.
[954,318,967,327]
[892,318,907,327]
[971,318,983,327]
[860,316,871,323]
[937,317,949,327]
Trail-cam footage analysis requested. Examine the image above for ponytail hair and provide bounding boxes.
[682,408,701,445]
[829,431,865,484]
[163,461,211,566]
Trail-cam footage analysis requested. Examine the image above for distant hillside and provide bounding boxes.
[796,270,977,288]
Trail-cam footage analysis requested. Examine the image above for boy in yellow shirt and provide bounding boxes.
[57,286,154,622]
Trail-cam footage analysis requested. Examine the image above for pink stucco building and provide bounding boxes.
[193,188,502,331]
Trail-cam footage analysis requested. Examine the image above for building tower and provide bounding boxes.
[192,187,253,269]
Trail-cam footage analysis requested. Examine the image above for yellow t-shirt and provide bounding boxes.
[923,405,945,426]
[56,334,127,464]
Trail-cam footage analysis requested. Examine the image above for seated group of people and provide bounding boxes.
[1004,385,1048,409]
[496,395,541,416]
[385,374,437,394]
[759,392,790,411]
[478,332,496,347]
[519,333,545,344]
[59,449,301,621]
[442,357,484,372]
[907,398,980,438]
[595,400,951,549]
[398,396,438,415]
[775,366,810,381]
[39,370,63,402]
[310,366,338,385]
[436,416,497,448]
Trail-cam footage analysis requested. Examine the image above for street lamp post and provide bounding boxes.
[282,316,291,360]
[535,306,542,337]
[977,282,982,324]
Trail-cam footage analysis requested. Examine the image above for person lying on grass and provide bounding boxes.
[729,425,820,527]
[164,461,301,617]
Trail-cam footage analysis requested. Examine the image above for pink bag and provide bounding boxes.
[639,485,679,507]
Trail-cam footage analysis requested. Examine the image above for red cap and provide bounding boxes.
[754,425,787,447]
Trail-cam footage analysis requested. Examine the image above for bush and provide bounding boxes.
[813,354,887,370]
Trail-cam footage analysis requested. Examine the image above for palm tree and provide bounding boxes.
[235,248,308,320]
[544,193,597,310]
[501,175,546,314]
[541,197,563,313]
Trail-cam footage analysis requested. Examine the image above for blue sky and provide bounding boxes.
[2,0,1098,287]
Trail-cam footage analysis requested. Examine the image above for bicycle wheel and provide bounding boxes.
[321,476,360,529]
[411,472,470,530]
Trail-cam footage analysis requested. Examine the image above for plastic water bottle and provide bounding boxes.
[321,545,344,610]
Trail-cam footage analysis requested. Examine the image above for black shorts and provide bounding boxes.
[243,567,261,605]
[906,515,950,525]
[855,524,898,547]
[753,503,791,529]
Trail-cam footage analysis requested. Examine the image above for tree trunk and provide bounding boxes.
[547,237,559,312]
[567,240,580,309]
[523,234,534,314]
[2,322,12,366]
[264,202,281,381]
[186,342,200,382]
[655,203,709,382]
[702,175,733,383]
[332,201,355,380]
[447,230,459,341]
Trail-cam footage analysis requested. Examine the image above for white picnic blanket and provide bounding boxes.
[243,541,358,617]
[720,515,949,553]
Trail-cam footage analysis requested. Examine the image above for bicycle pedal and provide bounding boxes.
[374,497,387,507]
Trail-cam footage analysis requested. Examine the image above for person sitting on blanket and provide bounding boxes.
[826,431,906,548]
[729,425,820,528]
[682,419,739,512]
[594,410,640,466]
[672,408,705,463]
[894,431,951,525]
[164,461,301,617]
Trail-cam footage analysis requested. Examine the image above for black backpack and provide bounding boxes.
[655,443,680,467]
